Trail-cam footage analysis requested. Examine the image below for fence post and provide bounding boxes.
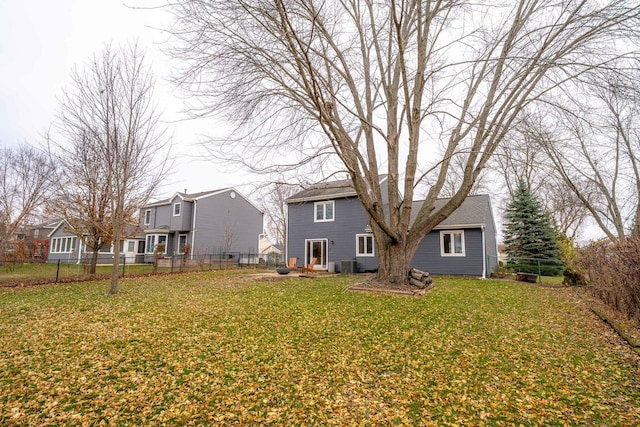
[122,255,126,277]
[55,259,60,284]
[537,260,542,282]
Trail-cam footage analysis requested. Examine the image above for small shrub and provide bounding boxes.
[562,267,586,286]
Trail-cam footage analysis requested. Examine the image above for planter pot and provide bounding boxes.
[276,267,291,275]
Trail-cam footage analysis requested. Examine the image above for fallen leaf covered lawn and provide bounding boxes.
[0,272,638,425]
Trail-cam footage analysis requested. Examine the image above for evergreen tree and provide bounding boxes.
[503,180,563,274]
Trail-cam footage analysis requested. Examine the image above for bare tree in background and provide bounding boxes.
[260,183,298,252]
[537,68,640,242]
[56,44,171,294]
[167,0,639,283]
[0,144,54,256]
[493,126,590,240]
[222,223,236,256]
[48,130,113,275]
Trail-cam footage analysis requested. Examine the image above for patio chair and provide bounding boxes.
[287,257,297,270]
[299,257,317,273]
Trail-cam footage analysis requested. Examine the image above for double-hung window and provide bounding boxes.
[144,209,151,225]
[173,202,181,216]
[356,234,375,257]
[440,230,465,256]
[314,200,334,222]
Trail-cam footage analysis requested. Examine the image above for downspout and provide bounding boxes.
[190,200,197,260]
[285,203,289,261]
[481,225,486,279]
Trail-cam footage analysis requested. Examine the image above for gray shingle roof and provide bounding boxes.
[144,188,233,207]
[286,175,389,203]
[414,195,491,228]
[286,179,356,203]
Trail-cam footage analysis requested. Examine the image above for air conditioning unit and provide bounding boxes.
[341,260,357,274]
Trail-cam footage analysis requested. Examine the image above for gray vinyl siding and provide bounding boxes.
[193,190,263,254]
[141,205,172,229]
[411,228,485,276]
[287,192,497,276]
[287,197,377,272]
[169,199,193,231]
[156,205,172,228]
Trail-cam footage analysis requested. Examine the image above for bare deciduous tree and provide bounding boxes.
[48,130,113,275]
[0,144,54,256]
[492,126,590,240]
[222,221,236,256]
[260,182,298,252]
[537,69,640,242]
[167,0,639,283]
[56,43,171,294]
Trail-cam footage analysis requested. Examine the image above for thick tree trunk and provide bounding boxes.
[376,238,420,284]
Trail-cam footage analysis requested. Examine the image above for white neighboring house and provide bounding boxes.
[259,235,283,261]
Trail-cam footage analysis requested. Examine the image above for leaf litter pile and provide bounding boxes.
[1,271,638,425]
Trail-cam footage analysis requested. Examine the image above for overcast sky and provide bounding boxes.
[0,1,241,198]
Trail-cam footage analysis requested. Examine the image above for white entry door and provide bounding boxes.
[124,240,137,262]
[305,239,327,270]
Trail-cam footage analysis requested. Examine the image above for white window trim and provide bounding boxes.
[304,238,328,270]
[144,209,151,225]
[440,230,466,257]
[146,234,168,254]
[314,200,335,223]
[177,234,188,254]
[173,202,181,217]
[356,234,375,257]
[50,236,77,254]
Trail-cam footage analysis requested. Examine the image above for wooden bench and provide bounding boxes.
[516,272,539,283]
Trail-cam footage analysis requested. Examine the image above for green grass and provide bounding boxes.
[1,272,638,425]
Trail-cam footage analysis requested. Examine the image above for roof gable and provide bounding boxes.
[48,220,71,238]
[144,188,263,214]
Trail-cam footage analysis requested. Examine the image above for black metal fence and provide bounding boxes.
[0,251,285,287]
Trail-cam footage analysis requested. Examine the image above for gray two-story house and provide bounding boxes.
[48,188,263,264]
[286,177,498,277]
[141,188,264,259]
